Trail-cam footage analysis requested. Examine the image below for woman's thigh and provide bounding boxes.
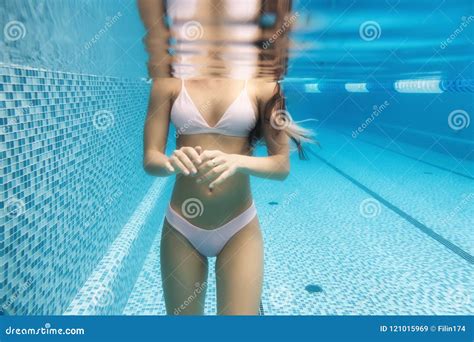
[160,220,208,315]
[215,217,263,315]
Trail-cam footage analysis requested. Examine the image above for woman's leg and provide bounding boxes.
[215,217,263,315]
[160,219,208,315]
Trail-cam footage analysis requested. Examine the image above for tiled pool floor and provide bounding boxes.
[122,125,473,315]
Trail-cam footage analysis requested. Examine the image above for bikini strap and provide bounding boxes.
[180,78,187,94]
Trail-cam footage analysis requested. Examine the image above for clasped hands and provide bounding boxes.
[165,146,242,189]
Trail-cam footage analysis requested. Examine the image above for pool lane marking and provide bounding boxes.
[327,127,474,180]
[64,178,169,314]
[308,150,474,265]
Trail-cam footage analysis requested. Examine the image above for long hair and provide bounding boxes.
[249,82,317,160]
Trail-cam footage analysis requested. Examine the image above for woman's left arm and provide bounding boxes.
[198,81,290,189]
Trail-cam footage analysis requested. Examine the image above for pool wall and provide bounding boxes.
[1,64,154,314]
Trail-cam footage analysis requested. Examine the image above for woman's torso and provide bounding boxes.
[169,79,258,230]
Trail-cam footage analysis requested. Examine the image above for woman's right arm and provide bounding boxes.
[143,78,202,177]
[143,79,174,176]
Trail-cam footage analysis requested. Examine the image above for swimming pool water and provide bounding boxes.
[66,121,474,315]
[1,0,473,316]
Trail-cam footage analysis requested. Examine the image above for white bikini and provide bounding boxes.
[171,79,257,137]
[166,79,258,257]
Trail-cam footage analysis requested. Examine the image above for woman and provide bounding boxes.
[143,76,312,315]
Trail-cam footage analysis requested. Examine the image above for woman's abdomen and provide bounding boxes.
[170,134,254,230]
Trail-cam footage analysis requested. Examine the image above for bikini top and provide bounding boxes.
[170,79,257,137]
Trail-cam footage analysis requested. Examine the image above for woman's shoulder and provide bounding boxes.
[150,77,182,98]
[248,79,278,102]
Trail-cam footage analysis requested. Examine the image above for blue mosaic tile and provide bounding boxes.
[1,64,153,314]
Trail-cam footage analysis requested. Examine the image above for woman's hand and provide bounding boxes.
[167,146,202,176]
[196,150,243,189]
